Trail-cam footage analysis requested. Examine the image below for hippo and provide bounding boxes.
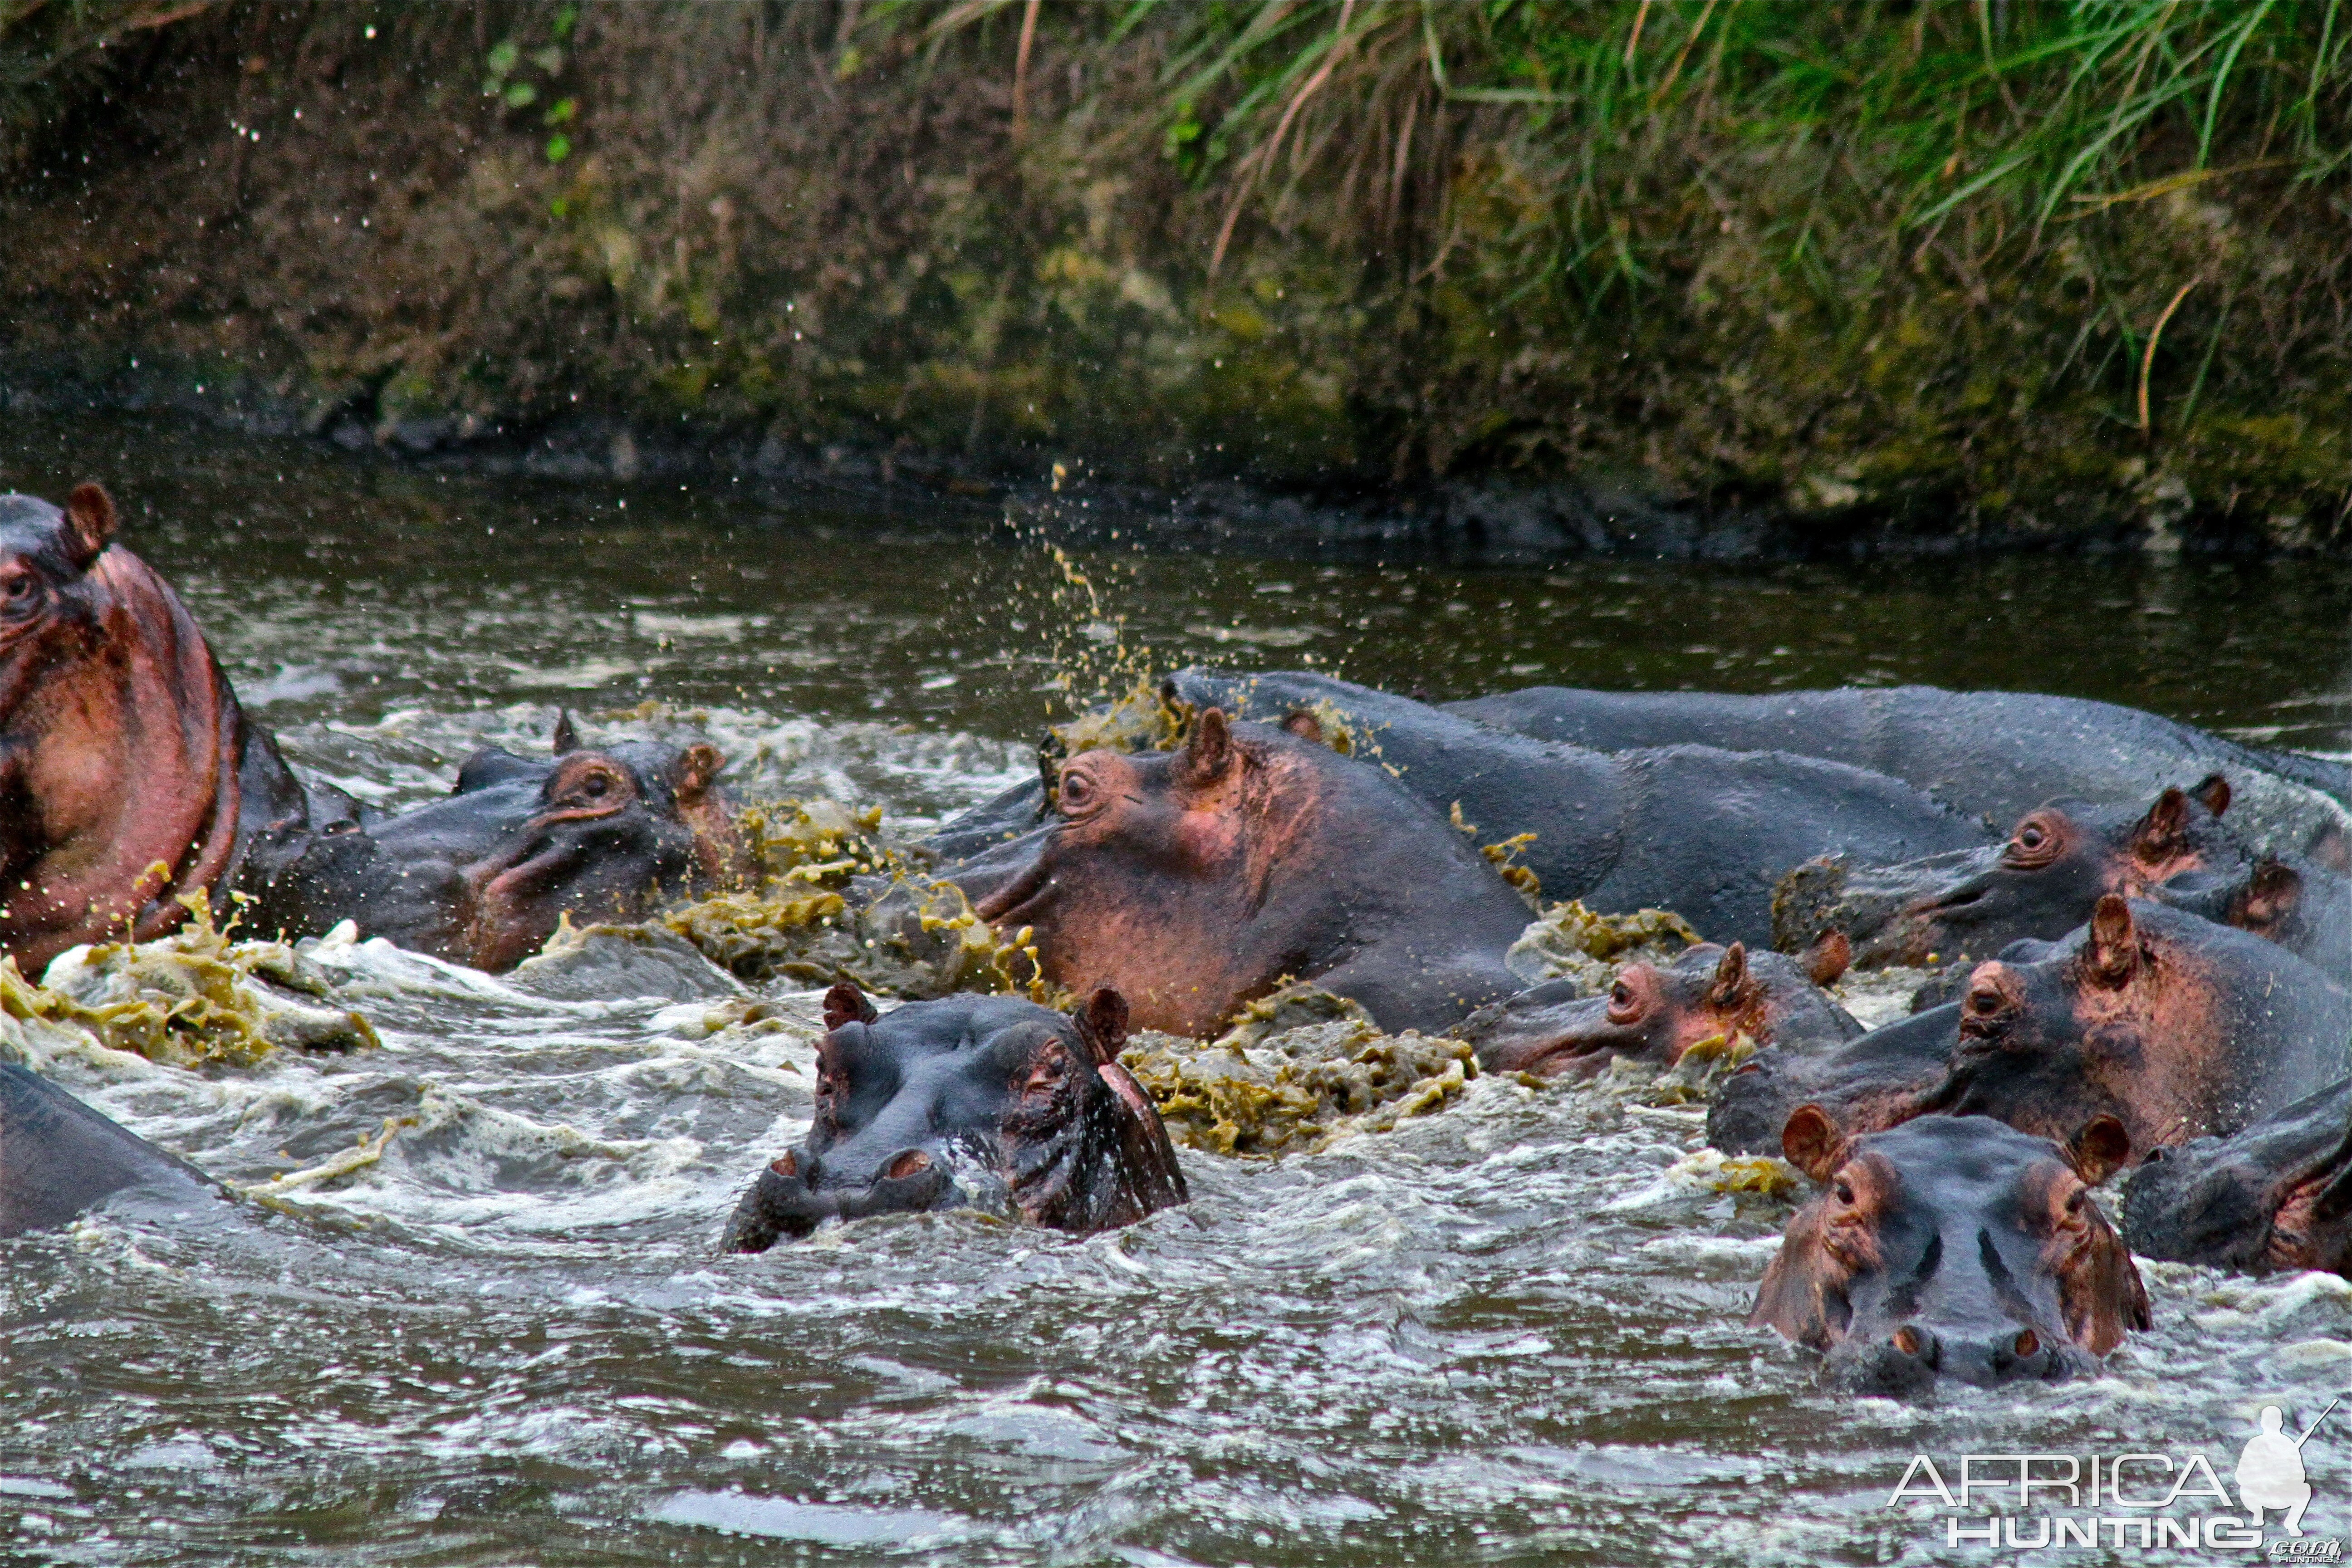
[240,717,745,972]
[1445,681,2351,863]
[2150,854,2352,986]
[0,483,318,975]
[721,984,1187,1251]
[0,1063,217,1237]
[1751,1107,2147,1394]
[1456,936,1860,1078]
[1709,1000,1966,1155]
[1770,778,2241,969]
[947,708,1533,1037]
[1907,897,2352,1156]
[2120,1076,2352,1277]
[934,671,1991,951]
[0,483,745,975]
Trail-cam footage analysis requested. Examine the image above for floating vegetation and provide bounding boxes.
[1120,985,1478,1157]
[665,798,1042,999]
[1504,900,1702,991]
[0,893,378,1068]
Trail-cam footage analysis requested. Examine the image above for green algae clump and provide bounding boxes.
[665,797,1043,999]
[1504,900,1701,992]
[1120,985,1478,1157]
[7,893,379,1068]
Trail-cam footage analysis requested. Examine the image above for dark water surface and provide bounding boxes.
[2,414,2350,1565]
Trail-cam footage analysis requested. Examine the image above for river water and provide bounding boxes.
[3,414,2350,1565]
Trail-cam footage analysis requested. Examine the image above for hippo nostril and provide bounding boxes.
[2014,1328,2041,1359]
[884,1149,932,1181]
[1892,1326,1924,1357]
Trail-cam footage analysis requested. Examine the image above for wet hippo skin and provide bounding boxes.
[2121,1075,2352,1278]
[1752,1108,2147,1396]
[1456,936,1860,1078]
[935,670,1993,952]
[0,483,745,975]
[723,983,1187,1251]
[1446,681,2351,862]
[1770,778,2242,968]
[945,709,1534,1037]
[0,1064,217,1237]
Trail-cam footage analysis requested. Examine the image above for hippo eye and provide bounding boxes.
[1058,772,1094,812]
[0,571,34,610]
[582,774,609,798]
[1833,1180,1856,1206]
[2019,825,2045,849]
[1611,982,1633,1007]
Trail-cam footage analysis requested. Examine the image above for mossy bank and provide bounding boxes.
[2,2,2346,559]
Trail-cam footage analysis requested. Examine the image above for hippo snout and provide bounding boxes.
[721,1149,957,1254]
[1833,1320,2073,1396]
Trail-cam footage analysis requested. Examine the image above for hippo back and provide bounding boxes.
[0,1065,216,1237]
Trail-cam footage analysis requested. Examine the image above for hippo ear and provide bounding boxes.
[2084,895,2139,987]
[1780,1104,1847,1184]
[62,482,117,569]
[1804,928,1852,989]
[1706,942,1753,1009]
[2064,1114,2133,1185]
[552,710,581,755]
[1073,985,1130,1065]
[2241,859,2303,935]
[1279,710,1325,746]
[822,981,878,1031]
[2190,772,2231,818]
[670,742,724,804]
[2132,789,2192,861]
[1184,707,1235,784]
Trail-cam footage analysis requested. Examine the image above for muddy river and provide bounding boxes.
[2,414,2350,1565]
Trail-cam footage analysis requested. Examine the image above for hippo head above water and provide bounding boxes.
[1752,1107,2148,1395]
[1907,895,2352,1156]
[950,708,1531,1037]
[1773,779,2239,969]
[1457,936,1858,1078]
[243,715,746,972]
[722,983,1188,1251]
[0,484,308,973]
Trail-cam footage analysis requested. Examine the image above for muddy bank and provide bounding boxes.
[3,3,2347,560]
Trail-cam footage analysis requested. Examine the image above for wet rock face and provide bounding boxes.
[722,985,1187,1252]
[1752,1111,2148,1396]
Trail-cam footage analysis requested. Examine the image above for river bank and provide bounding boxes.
[2,2,2346,560]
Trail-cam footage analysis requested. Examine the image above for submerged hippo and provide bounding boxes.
[1752,1108,2147,1394]
[0,483,744,975]
[2121,1076,2352,1278]
[1710,1000,1967,1155]
[241,718,744,972]
[1771,778,2239,968]
[1447,681,2350,863]
[0,1064,217,1237]
[949,709,1532,1037]
[1910,897,2351,1156]
[2150,854,2352,986]
[722,984,1187,1251]
[1457,936,1859,1078]
[936,671,1989,950]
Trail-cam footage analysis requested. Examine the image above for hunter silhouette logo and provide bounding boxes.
[1887,1396,2343,1554]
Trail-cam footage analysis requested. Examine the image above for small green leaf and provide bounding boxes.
[485,40,518,77]
[504,81,538,109]
[550,196,570,218]
[552,5,578,40]
[544,97,577,126]
[546,134,572,164]
[530,46,564,75]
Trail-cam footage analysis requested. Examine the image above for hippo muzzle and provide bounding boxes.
[722,1145,962,1251]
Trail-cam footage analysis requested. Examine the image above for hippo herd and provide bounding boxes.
[6,480,2352,1400]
